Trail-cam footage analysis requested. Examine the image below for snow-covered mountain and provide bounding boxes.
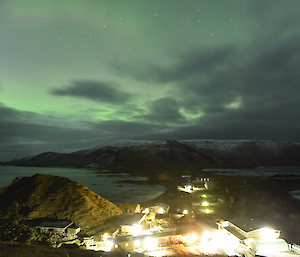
[5,140,300,174]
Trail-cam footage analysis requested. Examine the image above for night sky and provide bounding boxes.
[1,0,300,161]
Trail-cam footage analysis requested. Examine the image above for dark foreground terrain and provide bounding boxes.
[1,167,300,256]
[0,174,122,244]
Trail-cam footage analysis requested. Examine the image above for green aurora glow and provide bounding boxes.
[1,0,300,160]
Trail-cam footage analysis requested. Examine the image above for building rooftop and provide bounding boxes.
[229,217,261,232]
[123,213,145,226]
[151,203,170,208]
[36,220,73,229]
[225,226,247,240]
[110,226,195,243]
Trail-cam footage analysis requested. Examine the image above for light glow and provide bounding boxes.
[135,240,140,247]
[261,227,277,240]
[201,232,211,242]
[143,208,149,214]
[202,208,212,214]
[202,201,209,207]
[183,209,188,215]
[105,241,113,251]
[132,224,142,235]
[218,234,240,256]
[189,233,198,241]
[103,233,109,240]
[144,237,158,250]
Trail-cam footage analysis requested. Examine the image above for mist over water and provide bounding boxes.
[0,166,165,205]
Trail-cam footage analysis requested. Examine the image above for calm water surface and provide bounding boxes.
[0,166,165,205]
[203,166,300,178]
[203,166,300,200]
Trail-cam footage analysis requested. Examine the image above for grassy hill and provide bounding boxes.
[0,174,122,243]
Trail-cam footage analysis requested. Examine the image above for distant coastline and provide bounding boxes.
[0,165,166,205]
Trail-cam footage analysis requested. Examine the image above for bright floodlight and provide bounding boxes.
[105,241,113,251]
[158,208,164,214]
[103,232,109,240]
[144,237,158,250]
[202,201,209,207]
[135,240,140,247]
[262,228,277,240]
[183,209,188,215]
[190,233,198,241]
[132,224,142,235]
[201,194,207,198]
[218,233,240,256]
[201,231,210,242]
[203,208,212,214]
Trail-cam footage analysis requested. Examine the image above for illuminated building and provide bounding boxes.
[108,227,197,252]
[120,213,146,234]
[149,203,170,214]
[217,217,289,256]
[217,217,280,241]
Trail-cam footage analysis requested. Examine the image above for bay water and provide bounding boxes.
[0,165,165,205]
[203,166,300,200]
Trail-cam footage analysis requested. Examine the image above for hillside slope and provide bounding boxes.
[6,140,300,174]
[0,241,102,257]
[0,174,122,236]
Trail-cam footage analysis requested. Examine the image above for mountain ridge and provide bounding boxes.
[5,140,300,176]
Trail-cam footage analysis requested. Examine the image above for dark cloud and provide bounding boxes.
[111,29,300,144]
[89,120,167,136]
[112,45,234,84]
[0,103,169,161]
[51,80,131,104]
[0,104,101,161]
[133,115,300,143]
[3,26,300,162]
[135,97,185,124]
[2,0,300,162]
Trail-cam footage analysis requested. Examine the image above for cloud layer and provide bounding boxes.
[1,1,300,161]
[51,80,131,104]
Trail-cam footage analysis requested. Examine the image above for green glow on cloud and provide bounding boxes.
[225,96,242,110]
